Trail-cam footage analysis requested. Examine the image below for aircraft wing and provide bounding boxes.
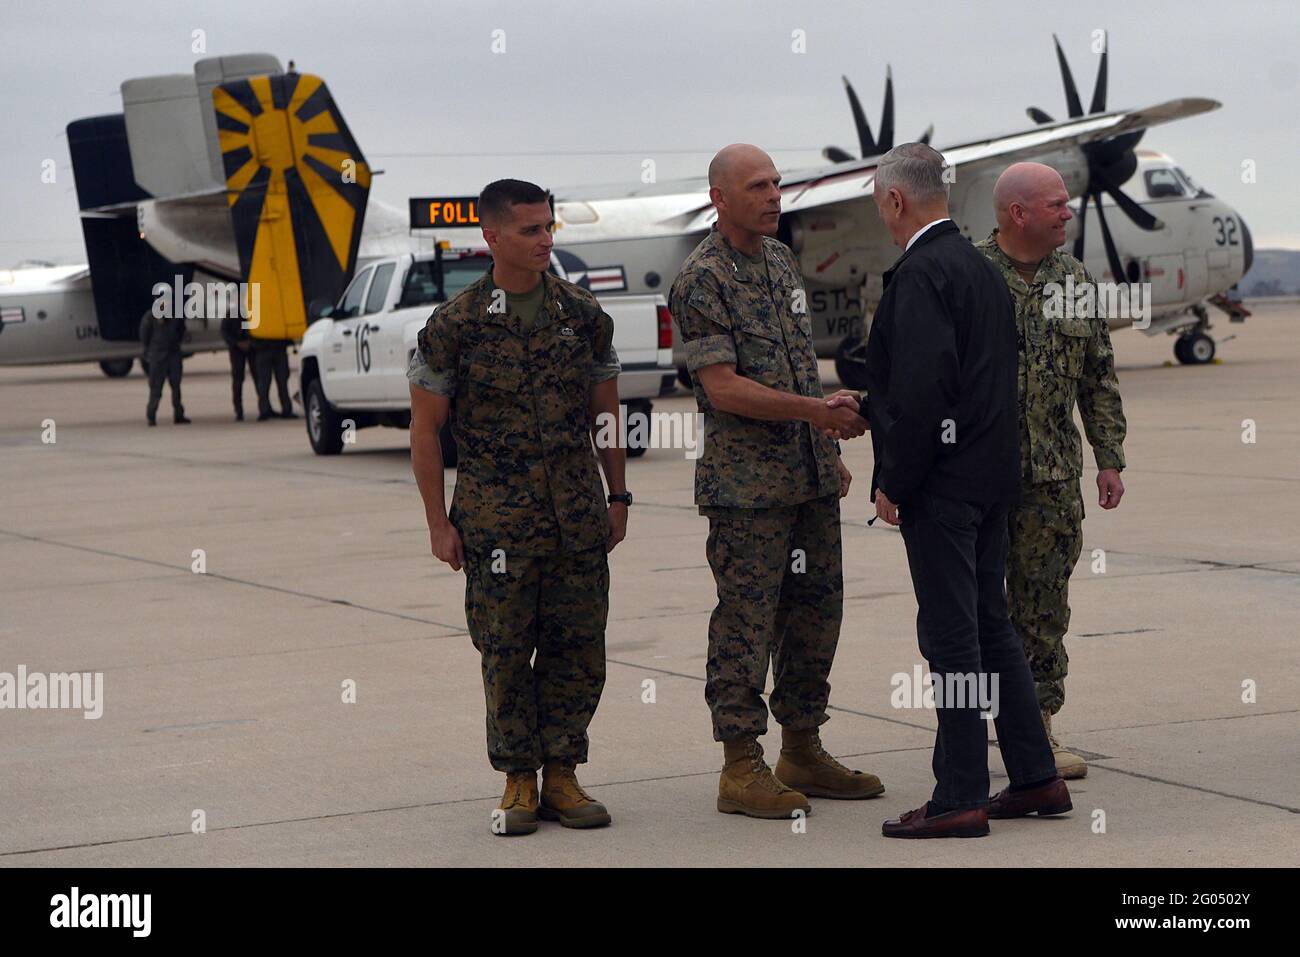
[681,97,1221,232]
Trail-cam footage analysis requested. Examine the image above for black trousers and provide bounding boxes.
[252,343,292,416]
[228,347,251,413]
[898,489,1057,809]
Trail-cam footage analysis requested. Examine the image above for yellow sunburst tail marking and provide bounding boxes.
[214,72,370,340]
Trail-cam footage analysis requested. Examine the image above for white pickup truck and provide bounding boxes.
[298,247,676,463]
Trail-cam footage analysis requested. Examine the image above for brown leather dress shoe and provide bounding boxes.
[988,777,1072,819]
[882,802,989,839]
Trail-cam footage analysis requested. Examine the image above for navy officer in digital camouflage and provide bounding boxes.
[975,162,1128,780]
[408,179,628,837]
[669,144,885,820]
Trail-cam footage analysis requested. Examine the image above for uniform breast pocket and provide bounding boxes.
[1050,318,1092,378]
[544,333,593,397]
[464,354,528,429]
[733,314,785,385]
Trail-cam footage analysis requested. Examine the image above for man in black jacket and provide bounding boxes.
[857,144,1068,838]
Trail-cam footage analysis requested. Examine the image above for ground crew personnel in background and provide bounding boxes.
[220,314,252,421]
[139,308,189,426]
[669,144,883,820]
[251,337,297,421]
[976,162,1128,779]
[409,178,627,837]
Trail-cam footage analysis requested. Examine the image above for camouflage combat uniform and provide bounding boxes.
[410,268,620,773]
[669,225,843,742]
[976,231,1127,714]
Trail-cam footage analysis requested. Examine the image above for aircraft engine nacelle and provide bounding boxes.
[781,202,889,289]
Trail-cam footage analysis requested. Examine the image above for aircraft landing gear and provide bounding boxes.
[98,358,134,378]
[1174,333,1215,365]
[1174,305,1216,365]
[834,337,870,391]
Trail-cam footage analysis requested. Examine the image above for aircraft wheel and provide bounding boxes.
[1175,334,1214,365]
[1186,333,1216,364]
[99,358,134,378]
[305,379,345,455]
[676,365,693,390]
[834,337,871,391]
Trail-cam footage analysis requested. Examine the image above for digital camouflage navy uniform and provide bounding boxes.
[409,268,620,772]
[976,231,1127,714]
[669,225,843,742]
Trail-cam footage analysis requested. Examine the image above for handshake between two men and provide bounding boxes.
[816,390,901,525]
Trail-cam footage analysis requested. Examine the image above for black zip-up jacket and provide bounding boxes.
[863,220,1020,506]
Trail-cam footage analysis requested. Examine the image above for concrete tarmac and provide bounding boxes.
[1,302,1296,866]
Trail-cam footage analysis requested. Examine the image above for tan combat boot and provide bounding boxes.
[539,762,612,829]
[775,727,885,799]
[1044,710,1087,779]
[717,737,812,819]
[493,771,539,836]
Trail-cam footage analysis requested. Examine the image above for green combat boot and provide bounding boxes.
[775,727,885,799]
[717,737,812,819]
[1044,710,1087,779]
[539,762,611,829]
[492,772,539,836]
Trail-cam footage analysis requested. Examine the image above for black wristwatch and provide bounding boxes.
[607,492,633,506]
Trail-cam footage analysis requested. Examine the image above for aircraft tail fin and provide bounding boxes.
[213,72,371,340]
[66,115,191,341]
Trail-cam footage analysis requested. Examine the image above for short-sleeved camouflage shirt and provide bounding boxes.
[669,226,839,509]
[411,269,620,556]
[975,230,1127,486]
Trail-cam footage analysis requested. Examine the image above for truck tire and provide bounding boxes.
[624,400,651,458]
[306,378,345,455]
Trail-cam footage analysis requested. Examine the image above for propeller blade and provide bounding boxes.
[842,75,877,158]
[1089,30,1108,114]
[1073,192,1089,261]
[1103,183,1163,231]
[1094,194,1128,283]
[1053,33,1084,118]
[919,123,934,145]
[878,66,895,153]
[823,146,855,163]
[1027,107,1055,125]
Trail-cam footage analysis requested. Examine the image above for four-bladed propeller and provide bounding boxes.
[1027,31,1162,282]
[823,68,933,163]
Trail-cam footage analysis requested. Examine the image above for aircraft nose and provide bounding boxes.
[1239,213,1254,277]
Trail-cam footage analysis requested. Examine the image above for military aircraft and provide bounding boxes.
[0,34,1251,385]
[0,54,405,377]
[539,32,1252,384]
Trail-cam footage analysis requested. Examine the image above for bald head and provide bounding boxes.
[992,162,1073,256]
[708,144,782,245]
[708,143,774,189]
[994,163,1067,217]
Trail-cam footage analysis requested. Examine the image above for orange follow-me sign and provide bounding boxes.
[409,197,480,229]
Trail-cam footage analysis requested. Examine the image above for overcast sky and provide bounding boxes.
[2,0,1297,265]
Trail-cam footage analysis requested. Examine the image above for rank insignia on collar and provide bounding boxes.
[560,326,575,337]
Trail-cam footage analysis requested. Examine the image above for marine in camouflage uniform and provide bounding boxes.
[409,267,620,775]
[975,230,1127,719]
[671,220,868,749]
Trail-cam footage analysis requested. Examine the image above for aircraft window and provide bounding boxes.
[1174,167,1212,198]
[1144,168,1185,199]
[337,267,372,319]
[364,263,395,315]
